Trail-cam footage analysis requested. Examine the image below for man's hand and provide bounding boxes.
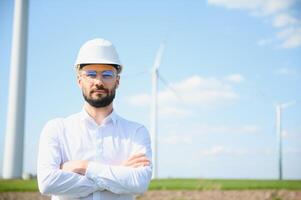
[60,153,149,175]
[60,160,88,175]
[122,153,150,168]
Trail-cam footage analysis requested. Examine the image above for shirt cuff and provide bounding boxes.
[86,161,107,191]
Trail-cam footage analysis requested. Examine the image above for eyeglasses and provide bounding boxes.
[80,70,117,83]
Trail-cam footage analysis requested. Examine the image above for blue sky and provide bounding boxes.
[0,0,300,179]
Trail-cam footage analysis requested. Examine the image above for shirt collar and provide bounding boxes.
[80,106,117,126]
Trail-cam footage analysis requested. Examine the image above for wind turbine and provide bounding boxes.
[150,43,164,179]
[275,100,297,180]
[150,43,181,179]
[3,0,29,179]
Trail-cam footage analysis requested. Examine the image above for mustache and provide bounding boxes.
[91,86,109,93]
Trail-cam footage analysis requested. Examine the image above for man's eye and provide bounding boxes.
[102,71,114,79]
[86,71,97,78]
[102,74,113,79]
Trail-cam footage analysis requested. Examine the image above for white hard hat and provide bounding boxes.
[75,38,122,73]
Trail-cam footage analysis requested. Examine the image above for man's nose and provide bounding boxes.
[93,76,104,85]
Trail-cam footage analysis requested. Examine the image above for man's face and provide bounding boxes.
[77,64,120,108]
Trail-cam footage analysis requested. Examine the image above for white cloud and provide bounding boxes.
[128,94,150,106]
[281,128,301,139]
[127,75,240,117]
[282,129,289,138]
[159,123,263,151]
[273,14,298,28]
[224,73,245,83]
[200,146,277,156]
[239,125,262,134]
[207,0,261,10]
[161,135,192,145]
[196,124,262,135]
[277,27,301,48]
[208,0,301,48]
[159,106,191,118]
[200,146,225,156]
[274,67,297,75]
[258,0,295,15]
[200,146,248,156]
[161,124,262,143]
[285,147,301,154]
[207,0,295,15]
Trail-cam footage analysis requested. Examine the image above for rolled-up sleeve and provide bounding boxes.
[85,126,153,194]
[37,119,100,198]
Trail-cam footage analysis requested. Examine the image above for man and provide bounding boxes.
[37,38,152,200]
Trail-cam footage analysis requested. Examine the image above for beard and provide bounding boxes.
[82,85,116,108]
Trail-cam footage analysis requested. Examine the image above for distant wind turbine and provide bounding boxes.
[150,43,180,179]
[275,100,297,180]
[150,44,164,179]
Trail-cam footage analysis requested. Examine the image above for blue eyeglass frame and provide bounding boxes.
[81,70,117,81]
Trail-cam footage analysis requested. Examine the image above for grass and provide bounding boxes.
[0,179,37,192]
[0,179,301,192]
[149,179,301,190]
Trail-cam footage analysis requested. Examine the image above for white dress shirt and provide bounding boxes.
[37,108,152,200]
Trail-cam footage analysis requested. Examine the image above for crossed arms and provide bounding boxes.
[37,119,152,198]
[61,153,150,175]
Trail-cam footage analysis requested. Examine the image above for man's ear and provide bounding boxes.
[116,75,120,89]
[77,75,83,89]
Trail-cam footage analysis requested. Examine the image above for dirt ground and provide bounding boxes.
[0,190,301,200]
[137,190,301,200]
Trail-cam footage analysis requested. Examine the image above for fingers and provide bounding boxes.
[126,156,150,167]
[122,153,151,168]
[126,153,145,162]
[132,161,150,168]
[124,153,147,165]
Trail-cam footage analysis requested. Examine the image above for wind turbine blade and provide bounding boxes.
[281,100,297,109]
[153,43,165,70]
[158,73,182,100]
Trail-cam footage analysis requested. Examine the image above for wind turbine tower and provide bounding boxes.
[151,44,165,179]
[3,0,29,179]
[275,100,296,180]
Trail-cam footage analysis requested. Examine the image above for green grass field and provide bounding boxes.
[0,179,301,192]
[149,179,301,190]
[0,179,38,192]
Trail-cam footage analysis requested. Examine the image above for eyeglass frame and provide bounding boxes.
[78,69,118,83]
